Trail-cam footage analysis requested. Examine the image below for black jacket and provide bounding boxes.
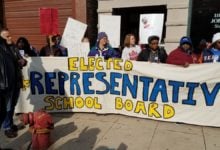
[0,37,9,90]
[137,45,168,63]
[0,37,25,90]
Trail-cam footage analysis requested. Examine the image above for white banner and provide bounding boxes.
[99,15,121,48]
[17,57,220,127]
[139,14,164,44]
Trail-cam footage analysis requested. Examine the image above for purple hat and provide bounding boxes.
[97,32,108,41]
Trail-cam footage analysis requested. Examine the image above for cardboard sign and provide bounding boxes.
[40,8,59,35]
[139,14,164,44]
[61,17,88,47]
[99,15,121,48]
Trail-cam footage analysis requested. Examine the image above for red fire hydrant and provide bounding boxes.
[20,110,54,150]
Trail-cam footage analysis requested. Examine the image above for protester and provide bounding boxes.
[137,35,167,63]
[209,32,220,62]
[88,32,120,59]
[16,37,38,57]
[202,40,213,63]
[40,35,64,56]
[121,34,141,60]
[166,36,194,67]
[192,39,206,63]
[0,28,27,138]
[52,34,68,56]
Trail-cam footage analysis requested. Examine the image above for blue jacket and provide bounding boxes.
[203,49,213,63]
[210,48,220,62]
[88,44,120,59]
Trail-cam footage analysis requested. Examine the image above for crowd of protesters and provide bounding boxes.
[1,26,220,139]
[89,31,220,68]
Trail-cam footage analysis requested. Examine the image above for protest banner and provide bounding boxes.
[17,57,220,127]
[139,14,164,44]
[99,15,121,48]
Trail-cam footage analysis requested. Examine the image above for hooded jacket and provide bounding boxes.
[88,43,120,59]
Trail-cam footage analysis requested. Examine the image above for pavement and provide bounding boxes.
[0,112,220,150]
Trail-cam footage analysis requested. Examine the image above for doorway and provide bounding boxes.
[190,0,220,47]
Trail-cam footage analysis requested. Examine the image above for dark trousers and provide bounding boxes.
[2,87,20,129]
[0,90,8,128]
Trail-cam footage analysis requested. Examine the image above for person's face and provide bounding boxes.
[130,36,136,46]
[18,41,24,49]
[149,39,159,50]
[1,31,12,44]
[99,37,108,46]
[181,43,191,51]
[215,40,220,50]
[55,36,61,45]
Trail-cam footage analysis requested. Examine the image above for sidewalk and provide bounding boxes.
[1,113,220,150]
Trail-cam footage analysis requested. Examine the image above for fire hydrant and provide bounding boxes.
[20,110,54,150]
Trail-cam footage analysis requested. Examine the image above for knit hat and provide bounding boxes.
[212,32,220,44]
[97,32,108,42]
[180,36,192,46]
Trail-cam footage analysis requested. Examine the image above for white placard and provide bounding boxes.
[61,17,87,47]
[139,14,164,44]
[67,42,90,57]
[99,15,121,48]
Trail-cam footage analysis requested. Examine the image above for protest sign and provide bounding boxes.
[99,15,121,48]
[40,8,59,35]
[61,17,87,47]
[139,14,164,44]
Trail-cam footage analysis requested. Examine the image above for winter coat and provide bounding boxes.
[88,44,120,60]
[40,45,63,56]
[137,45,167,63]
[166,47,193,65]
[0,38,8,90]
[0,37,26,90]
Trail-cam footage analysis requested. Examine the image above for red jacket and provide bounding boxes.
[166,47,193,65]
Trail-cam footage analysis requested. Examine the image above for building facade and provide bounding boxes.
[1,0,98,50]
[98,0,220,52]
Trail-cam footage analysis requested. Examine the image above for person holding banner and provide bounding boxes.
[88,32,120,59]
[209,32,220,62]
[137,35,167,63]
[121,34,141,60]
[166,36,194,67]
